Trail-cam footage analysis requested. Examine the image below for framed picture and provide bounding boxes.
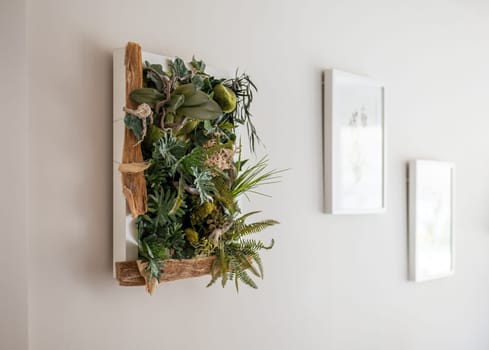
[323,69,385,214]
[408,160,455,282]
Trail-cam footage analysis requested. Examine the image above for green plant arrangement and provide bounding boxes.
[122,53,282,294]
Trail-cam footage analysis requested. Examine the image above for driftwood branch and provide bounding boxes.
[115,257,216,286]
[121,42,147,218]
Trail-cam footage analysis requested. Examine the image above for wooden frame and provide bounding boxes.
[113,43,146,277]
[408,160,455,282]
[323,69,385,214]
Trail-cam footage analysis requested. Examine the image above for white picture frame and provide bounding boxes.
[408,160,455,282]
[323,69,385,214]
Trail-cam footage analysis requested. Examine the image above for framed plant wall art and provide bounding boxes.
[408,160,455,282]
[113,42,281,294]
[323,69,385,214]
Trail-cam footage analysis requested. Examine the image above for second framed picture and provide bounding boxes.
[408,160,455,282]
[323,69,385,214]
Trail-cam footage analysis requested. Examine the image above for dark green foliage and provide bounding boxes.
[124,56,281,291]
[169,57,190,78]
[124,114,144,141]
[153,132,186,168]
[139,235,170,261]
[147,189,184,228]
[174,146,206,175]
[225,72,260,152]
[191,56,206,72]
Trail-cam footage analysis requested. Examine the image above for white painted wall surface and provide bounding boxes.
[0,1,29,350]
[25,0,489,349]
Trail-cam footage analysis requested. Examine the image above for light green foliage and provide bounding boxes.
[153,132,186,168]
[191,167,217,204]
[232,157,284,198]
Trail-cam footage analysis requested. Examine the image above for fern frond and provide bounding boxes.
[206,259,219,288]
[238,255,261,278]
[252,253,264,278]
[219,244,228,288]
[240,238,275,252]
[237,270,258,289]
[174,146,206,175]
[231,219,279,239]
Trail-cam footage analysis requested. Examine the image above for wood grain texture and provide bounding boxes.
[115,257,216,286]
[121,42,147,218]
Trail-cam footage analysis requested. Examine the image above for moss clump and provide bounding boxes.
[184,228,199,244]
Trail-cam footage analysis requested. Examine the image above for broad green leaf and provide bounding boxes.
[166,94,185,112]
[174,83,196,97]
[130,88,165,108]
[177,99,223,120]
[124,114,144,140]
[182,90,212,107]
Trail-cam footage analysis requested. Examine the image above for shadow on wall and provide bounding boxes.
[70,36,114,287]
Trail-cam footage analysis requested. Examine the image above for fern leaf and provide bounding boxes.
[237,270,258,289]
[174,146,206,175]
[240,238,275,252]
[232,219,278,239]
[234,270,239,292]
[252,253,264,278]
[206,259,219,288]
[238,255,261,278]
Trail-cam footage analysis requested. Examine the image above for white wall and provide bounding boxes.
[0,1,29,350]
[25,0,489,349]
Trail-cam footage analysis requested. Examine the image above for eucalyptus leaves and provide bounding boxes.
[124,56,280,292]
